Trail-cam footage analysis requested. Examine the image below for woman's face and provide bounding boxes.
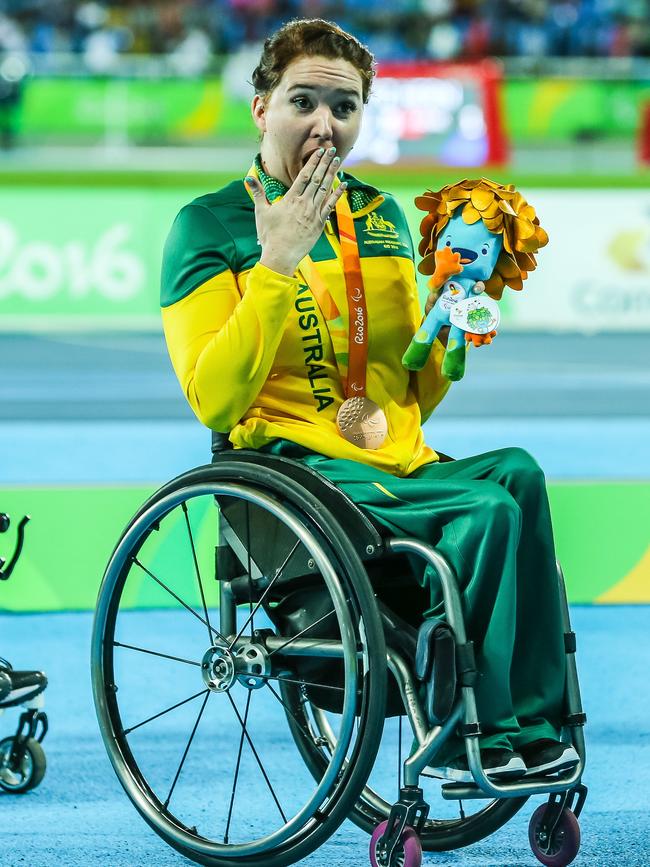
[251,54,365,187]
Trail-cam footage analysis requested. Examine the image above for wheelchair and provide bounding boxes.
[0,512,49,794]
[91,436,587,867]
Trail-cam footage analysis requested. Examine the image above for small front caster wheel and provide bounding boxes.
[0,736,47,793]
[370,820,422,867]
[529,803,581,866]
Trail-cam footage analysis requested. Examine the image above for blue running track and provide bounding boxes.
[1,607,649,866]
[1,331,649,865]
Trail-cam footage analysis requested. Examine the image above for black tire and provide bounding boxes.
[0,736,46,793]
[529,804,581,867]
[92,461,387,867]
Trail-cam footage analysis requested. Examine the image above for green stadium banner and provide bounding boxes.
[504,77,650,141]
[0,187,194,329]
[20,78,231,142]
[1,482,648,612]
[2,184,650,332]
[14,76,650,144]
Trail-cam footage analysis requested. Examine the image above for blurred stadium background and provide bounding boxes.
[1,0,649,610]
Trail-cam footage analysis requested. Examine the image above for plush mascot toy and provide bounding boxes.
[402,178,549,381]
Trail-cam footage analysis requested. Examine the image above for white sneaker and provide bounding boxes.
[427,749,527,784]
[519,739,580,776]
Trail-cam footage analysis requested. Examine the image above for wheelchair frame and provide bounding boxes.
[0,512,49,794]
[92,451,588,867]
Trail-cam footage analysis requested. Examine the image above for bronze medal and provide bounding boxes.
[297,192,388,451]
[336,396,388,450]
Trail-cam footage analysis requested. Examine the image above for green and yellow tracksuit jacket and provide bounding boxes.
[161,161,450,476]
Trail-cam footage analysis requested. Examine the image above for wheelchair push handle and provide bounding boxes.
[0,513,31,581]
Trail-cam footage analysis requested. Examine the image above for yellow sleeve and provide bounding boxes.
[162,262,299,431]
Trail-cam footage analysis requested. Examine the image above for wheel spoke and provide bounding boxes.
[182,501,213,644]
[132,556,227,645]
[246,502,254,636]
[223,690,251,843]
[259,672,345,694]
[226,692,287,823]
[228,539,301,652]
[264,681,321,750]
[113,641,201,668]
[123,688,208,735]
[267,609,337,658]
[164,690,210,808]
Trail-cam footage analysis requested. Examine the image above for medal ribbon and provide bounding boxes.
[245,162,369,399]
[299,192,368,399]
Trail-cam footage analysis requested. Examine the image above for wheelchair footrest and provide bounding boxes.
[440,774,586,801]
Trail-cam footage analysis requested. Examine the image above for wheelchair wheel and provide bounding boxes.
[91,461,387,867]
[370,820,422,867]
[284,678,527,850]
[529,804,581,867]
[0,736,46,793]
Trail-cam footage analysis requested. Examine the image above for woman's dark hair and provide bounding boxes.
[252,19,375,104]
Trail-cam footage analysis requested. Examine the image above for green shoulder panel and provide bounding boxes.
[160,180,259,307]
[311,187,416,264]
[160,177,415,307]
[309,232,338,263]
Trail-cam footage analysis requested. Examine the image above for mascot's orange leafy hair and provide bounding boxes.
[415,178,549,299]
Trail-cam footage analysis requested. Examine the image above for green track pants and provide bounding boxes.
[264,441,567,760]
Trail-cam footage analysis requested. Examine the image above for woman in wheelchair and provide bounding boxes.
[92,17,586,867]
[161,16,576,784]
